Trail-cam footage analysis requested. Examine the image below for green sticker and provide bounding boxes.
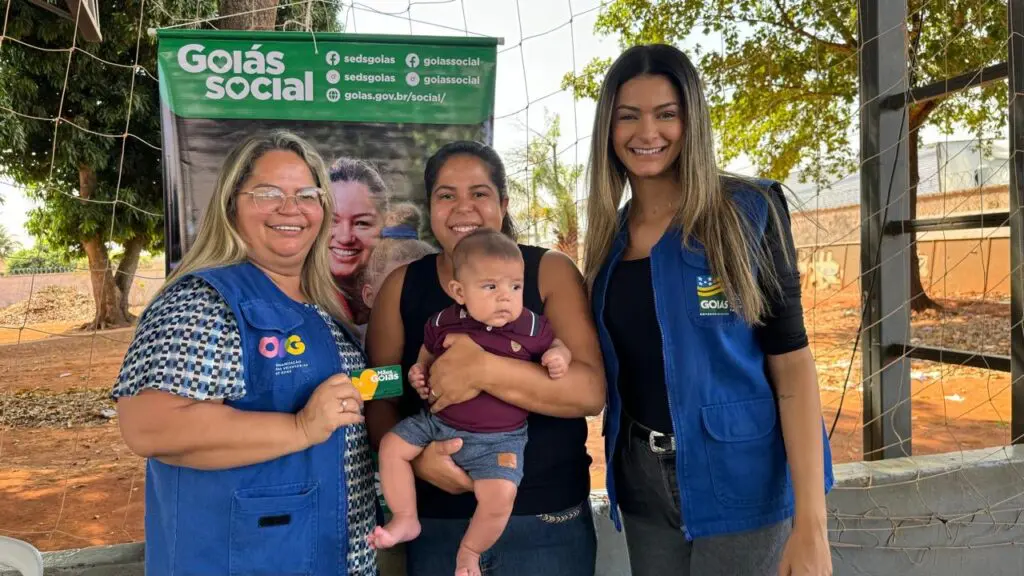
[350,365,404,400]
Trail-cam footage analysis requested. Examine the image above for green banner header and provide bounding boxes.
[156,30,498,124]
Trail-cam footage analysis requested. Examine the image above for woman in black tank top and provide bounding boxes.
[365,141,605,576]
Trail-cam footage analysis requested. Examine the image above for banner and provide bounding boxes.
[157,29,498,331]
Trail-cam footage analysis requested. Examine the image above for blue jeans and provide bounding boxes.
[405,499,597,576]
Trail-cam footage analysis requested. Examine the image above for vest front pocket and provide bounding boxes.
[239,300,320,407]
[229,483,318,575]
[680,251,741,328]
[700,398,788,507]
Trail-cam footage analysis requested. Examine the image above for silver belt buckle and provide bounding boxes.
[648,430,676,454]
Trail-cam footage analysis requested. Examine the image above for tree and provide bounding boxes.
[508,114,583,263]
[0,1,199,329]
[218,1,340,32]
[0,1,340,329]
[563,1,1007,312]
[219,0,279,30]
[0,225,21,260]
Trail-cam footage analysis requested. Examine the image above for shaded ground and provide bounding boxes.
[0,291,1012,552]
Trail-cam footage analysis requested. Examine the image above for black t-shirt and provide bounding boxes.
[604,188,808,434]
[397,244,592,518]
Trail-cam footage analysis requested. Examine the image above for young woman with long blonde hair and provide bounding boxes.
[585,44,834,576]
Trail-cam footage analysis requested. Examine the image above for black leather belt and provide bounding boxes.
[628,417,676,454]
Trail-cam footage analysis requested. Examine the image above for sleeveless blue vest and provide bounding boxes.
[143,262,357,575]
[592,179,835,540]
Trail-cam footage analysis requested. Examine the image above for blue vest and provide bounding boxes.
[144,262,358,575]
[591,180,835,540]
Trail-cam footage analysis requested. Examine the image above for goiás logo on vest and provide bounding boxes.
[177,43,313,102]
[696,275,731,316]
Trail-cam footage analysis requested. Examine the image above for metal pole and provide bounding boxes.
[858,0,912,460]
[1008,0,1024,446]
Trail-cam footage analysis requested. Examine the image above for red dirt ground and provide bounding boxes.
[0,292,1012,552]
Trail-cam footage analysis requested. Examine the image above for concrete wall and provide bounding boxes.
[0,269,165,309]
[9,446,1023,576]
[796,236,1011,297]
[825,445,1024,576]
[792,185,1013,298]
[790,185,1011,248]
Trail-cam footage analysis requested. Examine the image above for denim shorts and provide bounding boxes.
[390,410,528,485]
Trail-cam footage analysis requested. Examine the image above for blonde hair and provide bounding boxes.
[582,44,781,325]
[360,202,436,290]
[160,129,351,326]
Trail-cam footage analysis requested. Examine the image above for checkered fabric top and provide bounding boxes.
[112,275,377,575]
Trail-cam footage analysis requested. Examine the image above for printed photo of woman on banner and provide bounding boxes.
[326,156,386,327]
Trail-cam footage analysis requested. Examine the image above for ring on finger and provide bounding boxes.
[429,389,438,398]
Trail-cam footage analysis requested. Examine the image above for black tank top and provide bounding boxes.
[398,244,592,517]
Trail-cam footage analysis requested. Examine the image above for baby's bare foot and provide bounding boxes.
[366,516,421,549]
[455,546,482,576]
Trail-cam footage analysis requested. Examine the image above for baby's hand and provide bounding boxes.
[409,364,430,400]
[541,338,572,379]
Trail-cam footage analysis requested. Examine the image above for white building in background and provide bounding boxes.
[782,139,1011,213]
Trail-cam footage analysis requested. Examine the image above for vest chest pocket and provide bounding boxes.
[229,483,318,575]
[700,398,788,507]
[680,249,741,328]
[240,301,318,394]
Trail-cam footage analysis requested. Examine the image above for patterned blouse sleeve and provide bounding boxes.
[111,275,246,401]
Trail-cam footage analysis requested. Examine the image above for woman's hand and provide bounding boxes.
[778,518,832,576]
[410,438,473,494]
[427,333,488,412]
[295,374,365,446]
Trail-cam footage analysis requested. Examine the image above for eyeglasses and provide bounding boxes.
[239,185,325,214]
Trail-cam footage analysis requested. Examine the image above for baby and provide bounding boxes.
[369,228,571,576]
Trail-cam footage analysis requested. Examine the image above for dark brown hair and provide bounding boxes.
[424,141,518,239]
[451,227,523,280]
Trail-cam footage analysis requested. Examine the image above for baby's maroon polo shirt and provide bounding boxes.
[423,304,555,432]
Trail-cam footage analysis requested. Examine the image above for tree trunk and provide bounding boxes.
[218,0,279,30]
[82,236,131,330]
[78,166,132,330]
[556,230,578,266]
[115,235,146,320]
[908,106,941,313]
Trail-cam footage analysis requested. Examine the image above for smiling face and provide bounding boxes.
[234,150,324,275]
[611,74,685,180]
[449,255,524,328]
[328,180,383,282]
[428,154,508,256]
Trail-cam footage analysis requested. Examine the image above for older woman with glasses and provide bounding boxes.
[113,130,377,576]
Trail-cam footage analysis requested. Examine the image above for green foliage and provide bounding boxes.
[4,246,72,274]
[508,113,583,259]
[0,1,208,255]
[562,0,1007,186]
[0,1,343,258]
[0,225,21,259]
